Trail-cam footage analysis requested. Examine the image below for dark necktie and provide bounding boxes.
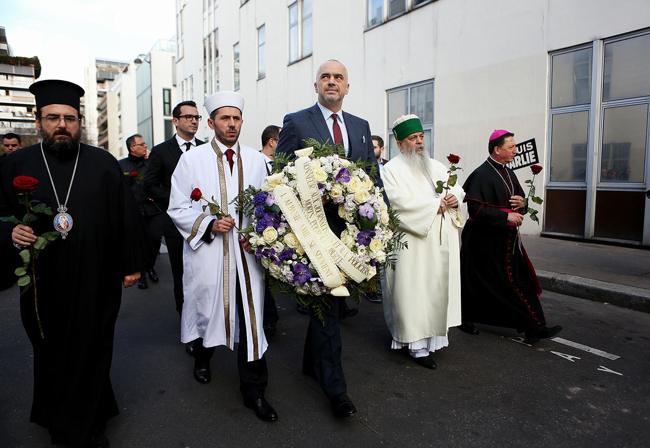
[225,149,235,173]
[331,113,343,145]
[185,142,192,152]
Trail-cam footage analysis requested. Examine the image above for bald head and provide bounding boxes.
[314,60,350,112]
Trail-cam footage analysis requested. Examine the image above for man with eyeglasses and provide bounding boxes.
[119,134,162,290]
[144,101,204,354]
[0,79,145,447]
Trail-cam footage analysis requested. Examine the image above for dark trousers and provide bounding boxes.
[303,295,347,398]
[193,277,268,399]
[165,236,184,316]
[263,278,279,327]
[143,213,162,270]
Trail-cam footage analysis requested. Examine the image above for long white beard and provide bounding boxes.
[404,148,431,178]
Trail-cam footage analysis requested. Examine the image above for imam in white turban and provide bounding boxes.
[204,91,245,117]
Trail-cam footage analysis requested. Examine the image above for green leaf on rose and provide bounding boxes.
[19,249,30,263]
[202,205,207,212]
[529,185,536,198]
[434,180,444,194]
[45,232,59,241]
[32,203,48,213]
[529,209,539,224]
[0,216,21,224]
[33,236,47,250]
[17,275,31,287]
[358,215,377,231]
[448,174,458,187]
[14,267,27,276]
[531,196,544,205]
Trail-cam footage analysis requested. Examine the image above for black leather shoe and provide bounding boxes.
[364,292,382,303]
[525,325,563,344]
[297,304,310,315]
[330,393,357,417]
[148,268,159,282]
[458,322,479,335]
[186,341,195,356]
[412,354,437,370]
[339,305,359,320]
[85,432,109,448]
[137,274,148,290]
[193,359,211,384]
[244,397,278,422]
[263,322,277,337]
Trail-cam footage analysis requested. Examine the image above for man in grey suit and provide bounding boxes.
[276,59,383,417]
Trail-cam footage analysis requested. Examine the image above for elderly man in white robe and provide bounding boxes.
[168,91,277,421]
[382,114,465,370]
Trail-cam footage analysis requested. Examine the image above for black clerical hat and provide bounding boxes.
[29,79,85,112]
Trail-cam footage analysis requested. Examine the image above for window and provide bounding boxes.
[233,42,240,91]
[367,0,433,29]
[163,89,171,116]
[288,0,312,64]
[258,25,266,79]
[546,30,650,244]
[386,80,434,159]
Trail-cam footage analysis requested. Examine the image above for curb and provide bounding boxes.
[537,269,650,314]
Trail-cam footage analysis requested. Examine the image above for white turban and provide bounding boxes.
[204,91,245,117]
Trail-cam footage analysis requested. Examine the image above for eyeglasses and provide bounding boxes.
[132,142,147,147]
[176,114,202,122]
[42,115,81,125]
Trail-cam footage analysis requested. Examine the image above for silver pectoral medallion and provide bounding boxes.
[53,206,73,239]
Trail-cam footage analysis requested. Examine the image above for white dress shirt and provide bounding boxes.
[175,134,199,153]
[316,101,349,155]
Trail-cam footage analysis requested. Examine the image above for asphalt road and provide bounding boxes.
[1,254,649,448]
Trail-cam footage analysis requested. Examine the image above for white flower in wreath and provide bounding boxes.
[363,179,374,191]
[353,190,371,204]
[283,232,299,249]
[272,241,284,253]
[295,242,305,255]
[380,210,389,225]
[277,226,286,236]
[263,226,278,243]
[248,234,259,246]
[262,173,284,191]
[322,163,333,173]
[288,166,297,175]
[339,158,351,167]
[369,238,383,253]
[344,200,356,212]
[347,176,363,193]
[261,257,272,269]
[374,250,387,262]
[338,206,351,221]
[296,285,310,295]
[341,231,355,248]
[368,265,377,279]
[269,264,283,279]
[357,246,367,255]
[330,184,344,199]
[314,169,328,183]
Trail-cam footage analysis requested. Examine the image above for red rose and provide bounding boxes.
[130,171,138,177]
[13,176,39,193]
[531,165,543,175]
[447,154,460,164]
[190,188,202,201]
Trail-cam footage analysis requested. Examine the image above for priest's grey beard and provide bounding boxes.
[404,145,431,178]
[42,128,82,157]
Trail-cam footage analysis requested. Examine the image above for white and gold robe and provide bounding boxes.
[382,154,465,352]
[168,138,269,361]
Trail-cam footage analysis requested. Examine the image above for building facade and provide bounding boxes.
[175,0,650,246]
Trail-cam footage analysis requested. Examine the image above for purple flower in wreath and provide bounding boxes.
[359,203,375,220]
[357,230,376,246]
[279,249,295,261]
[265,191,277,207]
[264,212,280,228]
[254,205,266,218]
[335,168,350,183]
[255,219,267,234]
[318,183,324,190]
[293,262,311,284]
[253,192,268,206]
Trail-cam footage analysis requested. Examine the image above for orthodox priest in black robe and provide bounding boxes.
[0,80,144,447]
[459,130,562,344]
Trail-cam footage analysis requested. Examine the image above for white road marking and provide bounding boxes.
[551,337,620,361]
[597,366,623,376]
[509,337,531,346]
[551,351,581,362]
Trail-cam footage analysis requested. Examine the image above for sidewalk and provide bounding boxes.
[522,235,650,313]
